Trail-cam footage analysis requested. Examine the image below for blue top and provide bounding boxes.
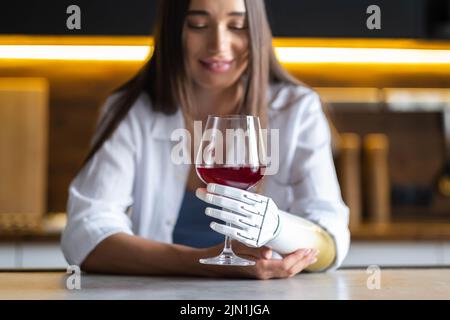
[172,190,224,248]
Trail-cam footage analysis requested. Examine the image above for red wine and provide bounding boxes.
[196,165,265,190]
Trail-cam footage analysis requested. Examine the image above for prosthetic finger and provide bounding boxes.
[205,208,261,230]
[205,208,262,230]
[210,222,261,247]
[196,189,258,217]
[207,183,267,205]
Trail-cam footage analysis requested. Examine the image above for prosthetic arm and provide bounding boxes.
[196,183,336,272]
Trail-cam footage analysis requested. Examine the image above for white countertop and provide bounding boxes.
[1,268,449,300]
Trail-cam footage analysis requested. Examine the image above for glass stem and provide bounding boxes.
[222,224,234,255]
[222,208,234,255]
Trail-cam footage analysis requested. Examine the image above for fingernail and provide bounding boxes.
[313,249,320,256]
[195,189,205,200]
[310,257,318,264]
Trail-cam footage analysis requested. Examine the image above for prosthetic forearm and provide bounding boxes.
[266,210,336,272]
[196,183,337,272]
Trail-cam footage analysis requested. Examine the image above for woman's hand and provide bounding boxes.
[202,240,319,280]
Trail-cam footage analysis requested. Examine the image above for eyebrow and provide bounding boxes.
[187,10,246,17]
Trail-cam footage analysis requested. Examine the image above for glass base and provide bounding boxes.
[199,251,255,266]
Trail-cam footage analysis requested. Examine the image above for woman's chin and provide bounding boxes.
[195,79,236,91]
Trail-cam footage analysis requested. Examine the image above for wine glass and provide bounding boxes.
[195,115,267,266]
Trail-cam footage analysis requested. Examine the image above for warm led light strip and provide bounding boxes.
[275,47,450,64]
[0,45,151,61]
[0,44,449,63]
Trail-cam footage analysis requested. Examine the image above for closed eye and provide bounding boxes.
[229,25,247,31]
[187,23,208,30]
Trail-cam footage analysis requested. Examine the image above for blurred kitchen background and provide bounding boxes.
[0,0,449,270]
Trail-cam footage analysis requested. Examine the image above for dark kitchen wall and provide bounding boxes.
[264,0,425,38]
[0,0,448,39]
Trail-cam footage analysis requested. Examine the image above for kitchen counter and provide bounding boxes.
[1,268,449,300]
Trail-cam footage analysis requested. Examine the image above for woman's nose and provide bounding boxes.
[208,25,230,53]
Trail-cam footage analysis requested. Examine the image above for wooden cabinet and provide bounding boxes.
[0,78,49,231]
[0,243,15,269]
[0,242,66,269]
[342,241,450,267]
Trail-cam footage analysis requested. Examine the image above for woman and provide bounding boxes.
[61,0,350,280]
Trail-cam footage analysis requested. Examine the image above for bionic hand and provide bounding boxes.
[196,183,336,271]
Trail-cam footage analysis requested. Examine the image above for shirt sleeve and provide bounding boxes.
[285,90,350,271]
[61,94,140,266]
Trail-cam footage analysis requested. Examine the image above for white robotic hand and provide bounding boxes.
[195,183,282,248]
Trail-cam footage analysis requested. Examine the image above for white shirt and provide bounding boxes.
[61,83,350,270]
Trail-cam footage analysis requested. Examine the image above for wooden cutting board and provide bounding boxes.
[0,78,48,231]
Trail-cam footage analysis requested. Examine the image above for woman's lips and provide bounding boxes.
[199,59,233,73]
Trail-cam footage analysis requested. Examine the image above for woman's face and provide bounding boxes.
[183,0,249,91]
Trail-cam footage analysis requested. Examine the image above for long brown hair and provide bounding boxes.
[80,0,300,170]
